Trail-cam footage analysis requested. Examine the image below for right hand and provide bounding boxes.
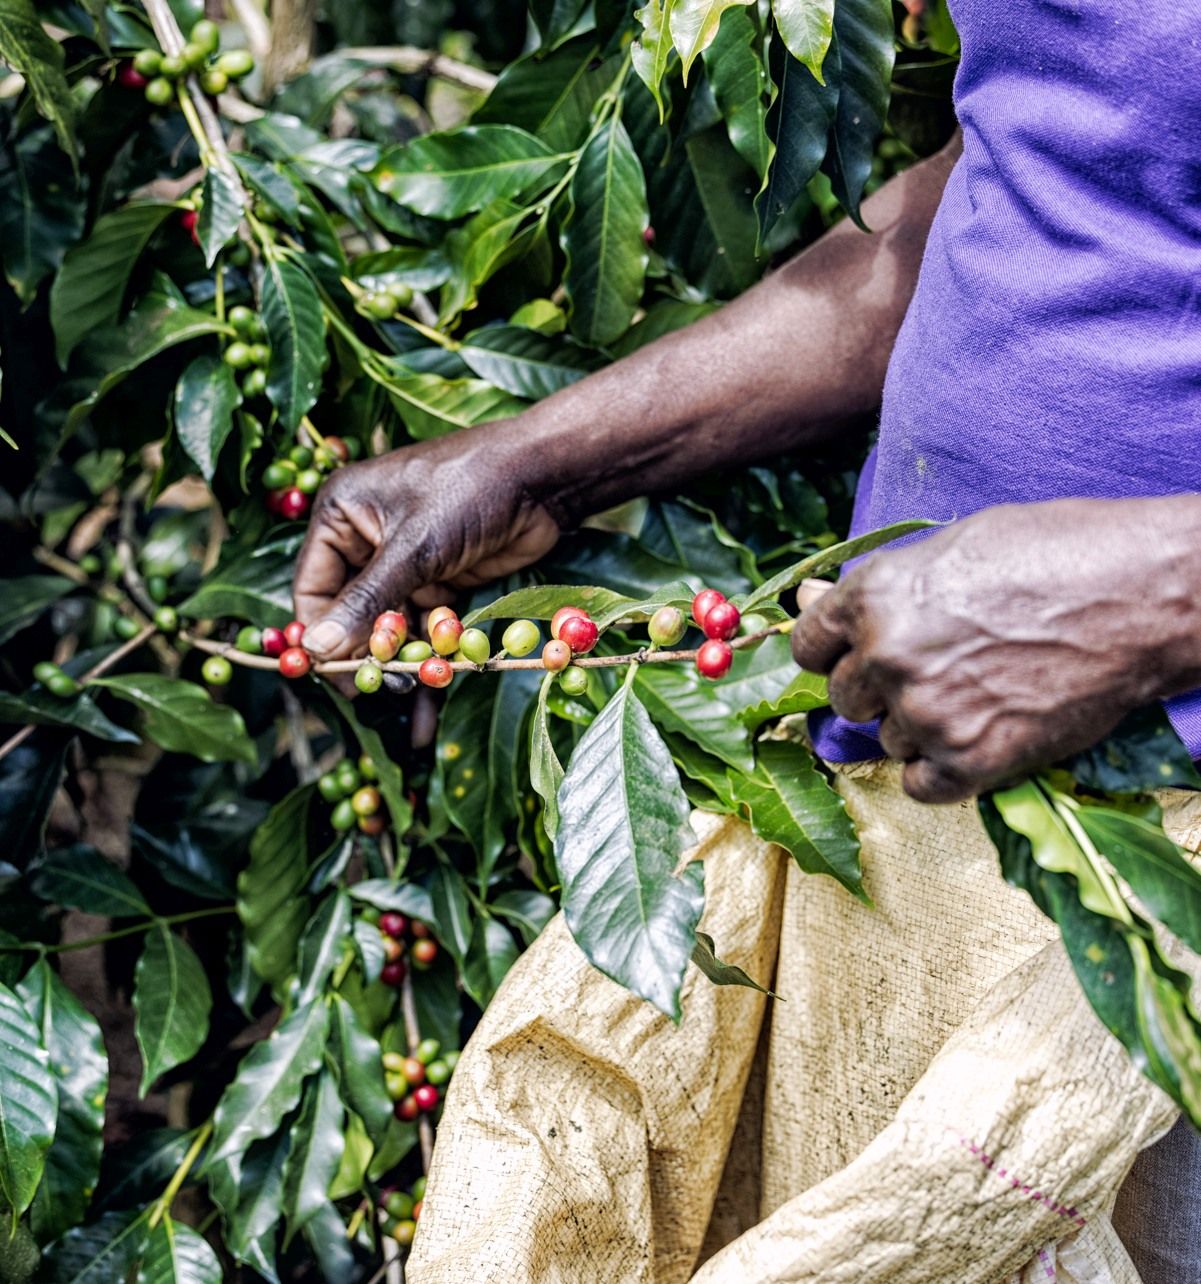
[294,428,561,661]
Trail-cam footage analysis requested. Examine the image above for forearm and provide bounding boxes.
[499,135,961,523]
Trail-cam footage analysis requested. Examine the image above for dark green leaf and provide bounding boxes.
[347,880,432,922]
[40,1210,148,1284]
[0,735,69,870]
[197,169,245,269]
[350,921,386,984]
[458,325,597,400]
[378,362,525,439]
[238,786,312,990]
[280,1072,344,1243]
[609,298,719,358]
[1063,705,1201,794]
[631,0,673,120]
[737,667,828,729]
[32,845,149,916]
[261,256,325,432]
[461,916,519,1008]
[295,891,351,1007]
[731,738,865,899]
[133,925,212,1095]
[463,583,633,627]
[635,662,755,772]
[663,729,737,811]
[233,153,302,224]
[350,246,451,293]
[704,9,769,178]
[0,687,139,746]
[0,127,84,305]
[692,930,772,993]
[530,674,565,844]
[136,1216,222,1284]
[771,0,835,80]
[437,198,541,325]
[206,1130,290,1280]
[427,865,473,971]
[326,995,392,1144]
[178,531,303,629]
[562,119,649,346]
[95,1129,192,1214]
[174,354,241,483]
[17,958,106,1244]
[0,980,57,1217]
[0,0,76,162]
[50,204,175,366]
[530,0,589,47]
[89,674,256,765]
[492,888,557,946]
[556,675,702,1019]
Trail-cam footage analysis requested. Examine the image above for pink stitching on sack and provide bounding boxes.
[959,1138,1087,1229]
[1038,1247,1056,1279]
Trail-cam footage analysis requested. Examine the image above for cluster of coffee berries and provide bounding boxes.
[262,436,357,520]
[546,606,598,695]
[380,1174,428,1248]
[370,911,439,988]
[691,588,741,679]
[120,22,254,105]
[247,617,311,678]
[384,1037,457,1123]
[355,280,416,322]
[317,755,386,837]
[223,306,271,399]
[32,660,81,699]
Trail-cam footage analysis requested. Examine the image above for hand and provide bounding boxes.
[294,427,560,660]
[793,498,1201,803]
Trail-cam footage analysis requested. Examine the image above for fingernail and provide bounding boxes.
[306,620,346,656]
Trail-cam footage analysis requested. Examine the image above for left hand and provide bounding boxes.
[792,498,1201,802]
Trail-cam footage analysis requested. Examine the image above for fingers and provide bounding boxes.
[792,583,853,674]
[795,578,834,612]
[877,714,919,762]
[293,496,376,631]
[902,758,975,804]
[306,540,422,660]
[826,653,886,724]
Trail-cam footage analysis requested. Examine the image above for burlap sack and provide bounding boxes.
[408,760,1185,1283]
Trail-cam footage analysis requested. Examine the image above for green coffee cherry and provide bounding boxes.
[335,762,361,795]
[78,553,102,576]
[133,49,162,76]
[146,575,169,603]
[443,1050,460,1071]
[153,606,178,633]
[558,666,588,697]
[159,53,186,79]
[295,468,322,495]
[458,628,490,665]
[385,1071,408,1101]
[502,619,540,657]
[114,616,141,641]
[414,1038,441,1065]
[317,772,344,804]
[425,1059,451,1086]
[198,67,227,95]
[262,461,293,490]
[385,1191,414,1220]
[400,640,433,663]
[33,661,60,686]
[144,77,173,106]
[358,754,377,780]
[411,1176,428,1200]
[331,798,356,832]
[288,446,314,468]
[248,343,271,367]
[190,18,221,55]
[235,626,263,654]
[648,605,686,647]
[229,305,256,336]
[386,281,414,307]
[223,341,254,369]
[360,291,396,320]
[46,671,81,698]
[355,660,383,694]
[202,655,233,686]
[241,368,267,398]
[343,437,362,460]
[181,41,208,70]
[215,48,255,79]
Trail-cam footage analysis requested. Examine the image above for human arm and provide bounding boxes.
[792,495,1201,803]
[295,137,962,660]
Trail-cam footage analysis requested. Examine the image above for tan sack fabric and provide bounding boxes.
[408,759,1181,1284]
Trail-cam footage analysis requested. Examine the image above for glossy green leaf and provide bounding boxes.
[40,1210,148,1283]
[705,8,771,178]
[427,865,474,971]
[347,880,432,921]
[0,128,84,305]
[632,0,675,121]
[133,925,213,1096]
[378,363,525,439]
[50,204,175,366]
[94,1129,192,1214]
[664,729,738,811]
[438,198,541,325]
[462,915,520,1009]
[233,153,302,224]
[556,674,702,1019]
[327,1108,371,1201]
[464,584,633,627]
[635,662,755,772]
[492,888,557,946]
[530,674,565,844]
[669,0,754,82]
[17,958,106,1244]
[0,980,56,1217]
[136,1216,221,1284]
[238,786,312,990]
[326,995,393,1144]
[350,921,386,984]
[208,1001,329,1164]
[731,738,865,899]
[820,0,895,226]
[0,686,139,745]
[1063,705,1201,794]
[197,169,244,269]
[178,531,303,629]
[32,845,150,916]
[206,1130,290,1278]
[738,518,938,610]
[89,674,256,765]
[295,891,352,1007]
[771,0,835,80]
[692,930,772,993]
[261,255,325,432]
[350,245,451,293]
[563,119,649,346]
[281,1071,344,1243]
[458,325,597,400]
[174,354,241,483]
[530,0,589,46]
[737,667,828,728]
[0,0,76,162]
[374,126,565,219]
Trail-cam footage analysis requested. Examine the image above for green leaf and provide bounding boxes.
[233,153,302,224]
[32,845,150,916]
[731,738,865,900]
[206,1130,290,1278]
[771,0,835,80]
[174,354,241,483]
[705,8,771,178]
[178,532,303,629]
[458,325,597,400]
[18,959,106,1245]
[1063,705,1201,794]
[0,980,57,1218]
[463,583,633,627]
[663,729,738,811]
[280,1072,344,1243]
[208,1001,329,1164]
[0,577,73,647]
[50,204,176,367]
[378,363,525,440]
[427,865,474,971]
[669,0,754,82]
[133,925,213,1096]
[635,662,755,772]
[347,880,432,921]
[556,674,703,1019]
[0,687,140,745]
[820,0,895,226]
[295,891,352,1007]
[40,1210,148,1283]
[326,995,392,1144]
[136,1216,221,1284]
[0,127,84,305]
[737,668,828,728]
[462,916,520,1008]
[530,675,565,844]
[692,930,772,993]
[632,0,676,121]
[492,889,557,945]
[530,0,589,46]
[261,256,325,432]
[562,119,650,347]
[238,786,313,990]
[437,198,540,325]
[755,36,838,238]
[197,169,244,269]
[94,1129,192,1214]
[374,126,565,219]
[738,518,938,611]
[89,674,256,764]
[0,0,76,162]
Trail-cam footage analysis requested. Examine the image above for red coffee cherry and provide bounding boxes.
[411,921,431,940]
[261,627,287,657]
[382,936,404,962]
[542,640,571,672]
[551,606,587,640]
[358,813,386,836]
[381,960,407,987]
[402,1057,426,1087]
[179,208,198,234]
[418,657,453,688]
[278,488,309,520]
[369,628,401,662]
[426,606,459,632]
[374,610,408,643]
[325,436,350,463]
[395,1095,420,1122]
[412,938,438,967]
[691,588,725,628]
[696,639,733,680]
[284,619,306,647]
[413,1083,440,1112]
[643,225,656,246]
[430,617,463,656]
[278,646,311,679]
[379,912,407,938]
[118,63,149,89]
[412,1200,423,1222]
[702,600,741,641]
[557,614,598,655]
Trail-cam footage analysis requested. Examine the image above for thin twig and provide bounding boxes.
[400,971,435,1173]
[280,684,317,782]
[116,475,157,618]
[336,46,497,94]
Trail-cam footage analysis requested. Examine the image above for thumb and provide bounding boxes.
[305,545,418,660]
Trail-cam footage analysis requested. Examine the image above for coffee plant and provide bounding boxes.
[2,0,1201,1279]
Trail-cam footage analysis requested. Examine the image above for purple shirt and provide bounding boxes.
[810,0,1201,763]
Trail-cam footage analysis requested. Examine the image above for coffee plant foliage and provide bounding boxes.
[7,0,1201,1280]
